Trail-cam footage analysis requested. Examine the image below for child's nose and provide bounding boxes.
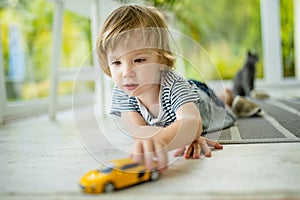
[122,63,135,78]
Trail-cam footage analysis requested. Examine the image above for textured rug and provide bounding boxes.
[206,98,300,144]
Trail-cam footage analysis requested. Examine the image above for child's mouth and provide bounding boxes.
[124,84,139,91]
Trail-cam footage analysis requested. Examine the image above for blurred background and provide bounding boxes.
[0,0,297,122]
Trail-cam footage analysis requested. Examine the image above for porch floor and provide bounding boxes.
[1,83,300,200]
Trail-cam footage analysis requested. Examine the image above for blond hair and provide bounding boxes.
[96,4,175,76]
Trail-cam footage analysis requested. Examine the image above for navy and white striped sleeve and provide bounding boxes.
[170,78,200,112]
[110,86,137,116]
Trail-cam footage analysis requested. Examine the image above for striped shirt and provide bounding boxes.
[110,69,236,132]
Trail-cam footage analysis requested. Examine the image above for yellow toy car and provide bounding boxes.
[79,158,160,193]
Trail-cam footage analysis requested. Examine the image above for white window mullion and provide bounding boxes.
[294,0,300,81]
[260,0,283,84]
[0,25,6,125]
[49,0,64,121]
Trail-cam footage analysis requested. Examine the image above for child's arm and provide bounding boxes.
[122,102,202,169]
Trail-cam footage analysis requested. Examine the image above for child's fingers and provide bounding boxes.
[173,147,186,157]
[214,143,223,149]
[142,139,155,170]
[205,138,223,149]
[198,137,211,157]
[192,142,200,159]
[184,145,193,159]
[131,140,144,164]
[154,142,168,172]
[202,144,211,157]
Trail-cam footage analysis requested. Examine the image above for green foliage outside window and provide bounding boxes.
[145,0,295,80]
[1,0,91,100]
[281,0,294,77]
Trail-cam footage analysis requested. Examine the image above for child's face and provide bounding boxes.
[107,41,164,97]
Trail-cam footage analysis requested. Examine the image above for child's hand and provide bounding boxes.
[173,137,223,159]
[131,138,168,172]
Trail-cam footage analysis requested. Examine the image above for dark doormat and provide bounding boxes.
[205,98,300,144]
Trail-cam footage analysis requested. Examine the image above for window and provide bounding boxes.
[120,163,140,170]
[0,0,93,122]
[98,166,114,174]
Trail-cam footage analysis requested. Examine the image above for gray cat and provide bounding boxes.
[232,51,259,96]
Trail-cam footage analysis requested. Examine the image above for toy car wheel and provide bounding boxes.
[150,170,160,181]
[103,182,115,193]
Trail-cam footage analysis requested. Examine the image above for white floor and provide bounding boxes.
[1,82,300,199]
[1,106,300,200]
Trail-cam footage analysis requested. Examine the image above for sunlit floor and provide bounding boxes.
[1,83,300,200]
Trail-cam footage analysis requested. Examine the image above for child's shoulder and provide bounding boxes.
[161,69,187,86]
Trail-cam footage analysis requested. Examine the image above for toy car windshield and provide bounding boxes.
[97,166,114,174]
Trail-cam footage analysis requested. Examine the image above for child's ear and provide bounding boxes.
[159,56,168,69]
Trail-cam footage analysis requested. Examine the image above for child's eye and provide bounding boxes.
[134,58,146,63]
[110,61,121,66]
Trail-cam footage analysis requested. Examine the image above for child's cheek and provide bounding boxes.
[110,69,119,83]
[111,75,124,90]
